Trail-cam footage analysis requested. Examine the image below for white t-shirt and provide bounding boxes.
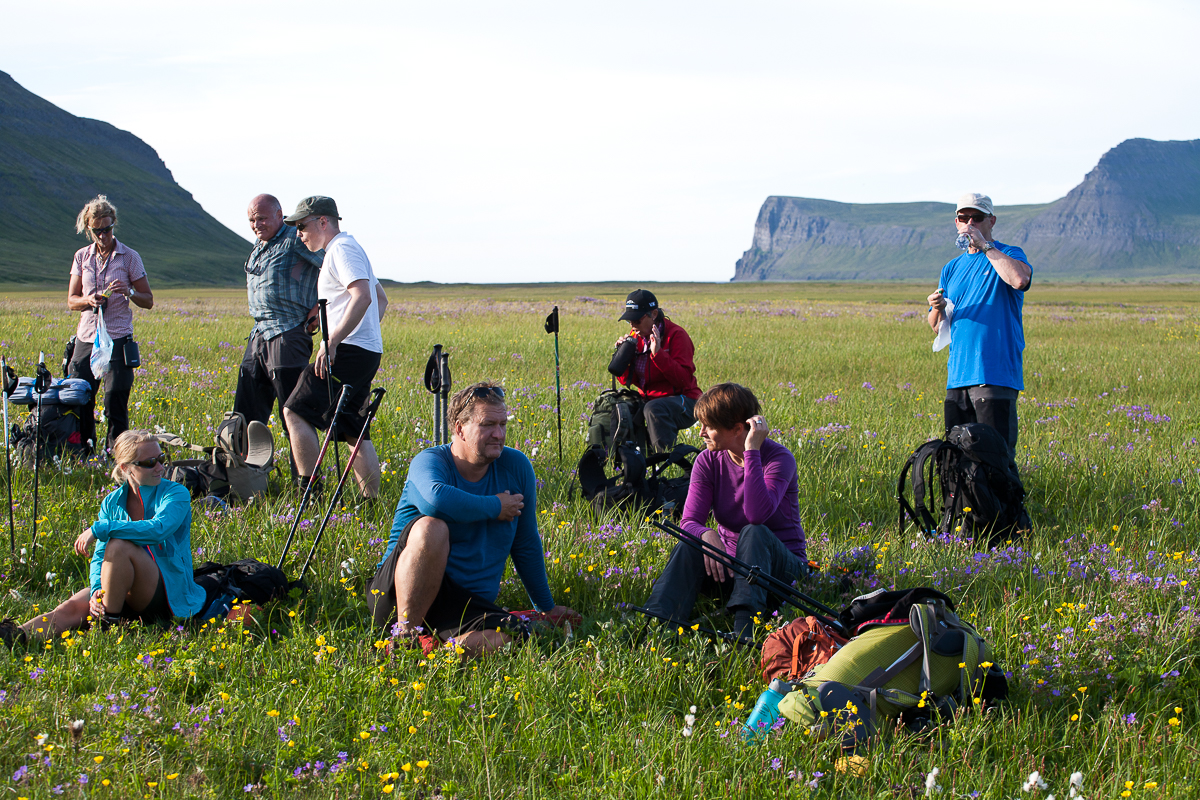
[318,232,382,354]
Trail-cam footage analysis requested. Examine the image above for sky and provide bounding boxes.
[3,0,1199,283]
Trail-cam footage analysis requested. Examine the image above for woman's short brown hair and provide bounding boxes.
[110,429,160,483]
[448,381,506,430]
[694,383,761,432]
[75,195,119,243]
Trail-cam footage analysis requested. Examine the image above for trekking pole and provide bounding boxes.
[424,345,451,445]
[543,306,563,462]
[277,383,354,570]
[30,353,51,561]
[652,519,848,635]
[297,387,386,580]
[627,604,755,648]
[1,357,15,554]
[317,299,341,477]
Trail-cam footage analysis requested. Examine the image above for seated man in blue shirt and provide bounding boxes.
[927,192,1032,464]
[367,381,577,658]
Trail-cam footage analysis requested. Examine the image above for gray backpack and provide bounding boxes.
[157,412,275,503]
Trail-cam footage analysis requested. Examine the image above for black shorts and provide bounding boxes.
[119,572,171,625]
[366,517,531,640]
[284,343,381,440]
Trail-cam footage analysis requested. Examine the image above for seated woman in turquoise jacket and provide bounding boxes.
[5,429,205,643]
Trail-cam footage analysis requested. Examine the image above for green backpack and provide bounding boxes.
[777,600,1005,748]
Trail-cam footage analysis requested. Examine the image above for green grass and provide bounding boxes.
[1,282,1199,798]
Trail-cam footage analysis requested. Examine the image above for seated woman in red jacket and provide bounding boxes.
[611,289,701,452]
[642,383,807,641]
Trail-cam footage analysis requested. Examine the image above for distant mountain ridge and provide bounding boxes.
[0,70,248,286]
[733,138,1200,281]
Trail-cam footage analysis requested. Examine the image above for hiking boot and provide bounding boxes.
[296,474,325,497]
[1,618,28,650]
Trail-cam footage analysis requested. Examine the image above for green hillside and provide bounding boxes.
[0,70,249,286]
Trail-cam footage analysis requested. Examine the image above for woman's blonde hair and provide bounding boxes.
[110,429,160,483]
[75,195,119,243]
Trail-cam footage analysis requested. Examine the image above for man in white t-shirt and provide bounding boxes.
[282,196,389,498]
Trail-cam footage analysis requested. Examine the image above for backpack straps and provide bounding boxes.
[898,441,944,534]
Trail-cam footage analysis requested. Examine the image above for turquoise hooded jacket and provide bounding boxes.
[89,479,205,618]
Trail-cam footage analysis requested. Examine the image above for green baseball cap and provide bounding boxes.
[284,196,341,224]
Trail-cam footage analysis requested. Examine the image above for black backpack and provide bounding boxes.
[11,403,90,467]
[192,558,301,621]
[898,423,1032,548]
[578,442,698,517]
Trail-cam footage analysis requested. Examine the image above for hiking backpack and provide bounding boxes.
[776,590,1007,748]
[897,423,1031,548]
[7,377,94,466]
[192,558,299,622]
[157,412,275,503]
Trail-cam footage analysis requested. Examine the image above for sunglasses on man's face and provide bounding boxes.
[90,224,114,236]
[956,213,987,224]
[129,454,169,469]
[295,217,320,232]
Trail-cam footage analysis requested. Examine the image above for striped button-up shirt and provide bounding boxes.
[245,225,323,340]
[71,240,146,341]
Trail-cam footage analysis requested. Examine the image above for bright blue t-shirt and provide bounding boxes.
[939,241,1032,391]
[379,445,555,611]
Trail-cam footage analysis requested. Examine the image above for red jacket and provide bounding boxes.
[617,318,701,400]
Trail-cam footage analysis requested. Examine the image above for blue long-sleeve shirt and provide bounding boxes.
[90,479,206,618]
[379,445,555,612]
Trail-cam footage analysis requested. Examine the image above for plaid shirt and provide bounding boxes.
[245,225,323,340]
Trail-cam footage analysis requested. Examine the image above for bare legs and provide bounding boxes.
[19,539,159,639]
[392,517,511,659]
[284,409,380,498]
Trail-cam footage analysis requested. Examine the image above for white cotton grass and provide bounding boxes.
[681,706,697,737]
[1068,771,1085,799]
[1022,771,1049,792]
[924,767,942,795]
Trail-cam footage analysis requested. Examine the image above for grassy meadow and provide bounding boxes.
[1,281,1199,798]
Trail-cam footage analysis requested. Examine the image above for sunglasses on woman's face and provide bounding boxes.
[90,224,114,236]
[129,454,169,469]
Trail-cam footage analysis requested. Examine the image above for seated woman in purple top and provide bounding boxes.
[643,383,807,641]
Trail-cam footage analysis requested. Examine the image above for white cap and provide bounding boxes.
[956,193,994,216]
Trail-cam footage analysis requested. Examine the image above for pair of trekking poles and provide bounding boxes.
[277,384,386,582]
[629,519,849,644]
[1,354,54,561]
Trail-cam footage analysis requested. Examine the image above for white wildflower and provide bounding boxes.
[925,767,942,795]
[1023,771,1048,792]
[682,705,697,737]
[1068,771,1085,799]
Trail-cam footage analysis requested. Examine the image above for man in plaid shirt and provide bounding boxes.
[234,194,323,477]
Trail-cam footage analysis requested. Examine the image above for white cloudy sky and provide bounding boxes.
[4,1,1198,283]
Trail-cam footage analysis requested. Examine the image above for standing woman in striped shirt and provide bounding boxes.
[66,195,154,455]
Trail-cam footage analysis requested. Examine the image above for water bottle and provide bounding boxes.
[955,233,972,251]
[742,678,792,743]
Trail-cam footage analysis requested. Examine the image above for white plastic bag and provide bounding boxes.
[90,307,114,380]
[932,298,955,352]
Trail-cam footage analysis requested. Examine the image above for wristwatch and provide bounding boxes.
[127,288,135,299]
[980,242,995,253]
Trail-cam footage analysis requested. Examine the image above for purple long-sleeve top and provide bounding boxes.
[679,438,806,561]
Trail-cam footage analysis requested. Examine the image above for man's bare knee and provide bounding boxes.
[405,518,449,555]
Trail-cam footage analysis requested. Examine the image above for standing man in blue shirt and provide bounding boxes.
[236,194,322,481]
[367,381,578,659]
[927,193,1033,463]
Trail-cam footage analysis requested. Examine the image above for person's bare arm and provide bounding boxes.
[927,289,946,331]
[315,279,372,379]
[986,249,1031,290]
[128,276,154,309]
[68,274,102,312]
[375,282,389,321]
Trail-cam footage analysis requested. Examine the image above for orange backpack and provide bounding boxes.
[760,616,849,683]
